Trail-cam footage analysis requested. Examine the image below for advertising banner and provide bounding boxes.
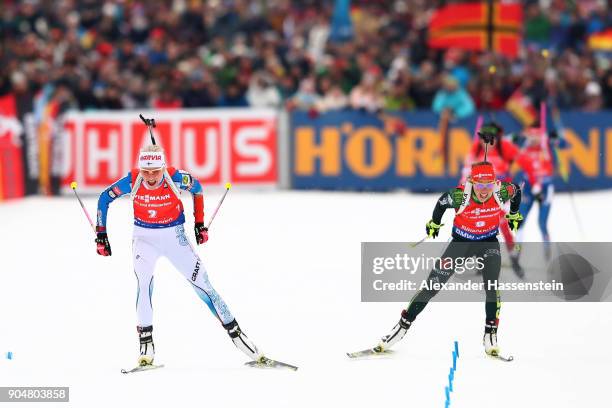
[60,109,278,193]
[290,110,612,192]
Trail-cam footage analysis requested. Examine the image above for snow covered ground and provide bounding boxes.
[0,189,610,407]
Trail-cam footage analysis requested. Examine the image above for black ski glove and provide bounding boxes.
[95,230,112,256]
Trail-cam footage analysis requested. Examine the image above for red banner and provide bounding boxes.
[0,93,25,200]
[60,109,278,193]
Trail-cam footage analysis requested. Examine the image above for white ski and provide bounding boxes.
[487,353,514,362]
[244,357,298,371]
[121,363,165,374]
[347,346,395,359]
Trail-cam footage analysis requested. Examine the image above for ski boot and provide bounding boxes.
[483,320,500,357]
[223,319,264,362]
[377,310,412,352]
[137,325,155,366]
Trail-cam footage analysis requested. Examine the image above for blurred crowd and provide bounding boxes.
[1,0,612,118]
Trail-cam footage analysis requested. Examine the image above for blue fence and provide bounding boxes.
[290,110,612,192]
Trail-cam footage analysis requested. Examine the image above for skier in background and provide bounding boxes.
[461,122,525,277]
[95,144,266,368]
[513,123,568,260]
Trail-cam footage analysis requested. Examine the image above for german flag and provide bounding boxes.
[505,88,537,126]
[588,29,612,51]
[428,1,522,58]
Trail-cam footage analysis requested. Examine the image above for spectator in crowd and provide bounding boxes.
[152,85,182,110]
[411,60,440,109]
[384,75,415,111]
[286,76,320,111]
[73,76,99,110]
[525,2,552,48]
[316,84,348,112]
[99,85,124,110]
[432,75,475,120]
[350,70,384,113]
[218,82,248,107]
[181,71,217,108]
[246,71,282,109]
[473,84,505,110]
[583,81,603,111]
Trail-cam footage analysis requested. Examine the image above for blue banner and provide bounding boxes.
[290,110,612,192]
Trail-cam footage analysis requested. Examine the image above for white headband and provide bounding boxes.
[138,151,166,169]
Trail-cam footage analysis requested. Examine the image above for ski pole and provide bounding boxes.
[139,114,157,145]
[206,183,232,230]
[568,190,585,238]
[70,181,96,234]
[483,138,490,161]
[410,236,429,248]
[411,221,445,248]
[473,115,483,139]
[549,102,582,236]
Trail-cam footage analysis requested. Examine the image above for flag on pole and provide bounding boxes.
[505,88,537,126]
[588,29,612,52]
[428,1,522,58]
[329,0,354,43]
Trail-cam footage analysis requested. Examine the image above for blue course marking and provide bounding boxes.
[445,341,459,407]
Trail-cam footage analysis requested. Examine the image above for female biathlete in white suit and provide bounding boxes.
[95,145,264,367]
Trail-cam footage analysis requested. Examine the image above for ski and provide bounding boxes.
[347,346,394,359]
[244,357,298,371]
[487,353,514,362]
[121,363,165,374]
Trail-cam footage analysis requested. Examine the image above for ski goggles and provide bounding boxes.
[473,181,496,190]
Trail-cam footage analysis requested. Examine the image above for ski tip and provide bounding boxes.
[121,363,165,374]
[346,348,393,359]
[244,359,298,371]
[346,351,365,358]
[487,354,514,362]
